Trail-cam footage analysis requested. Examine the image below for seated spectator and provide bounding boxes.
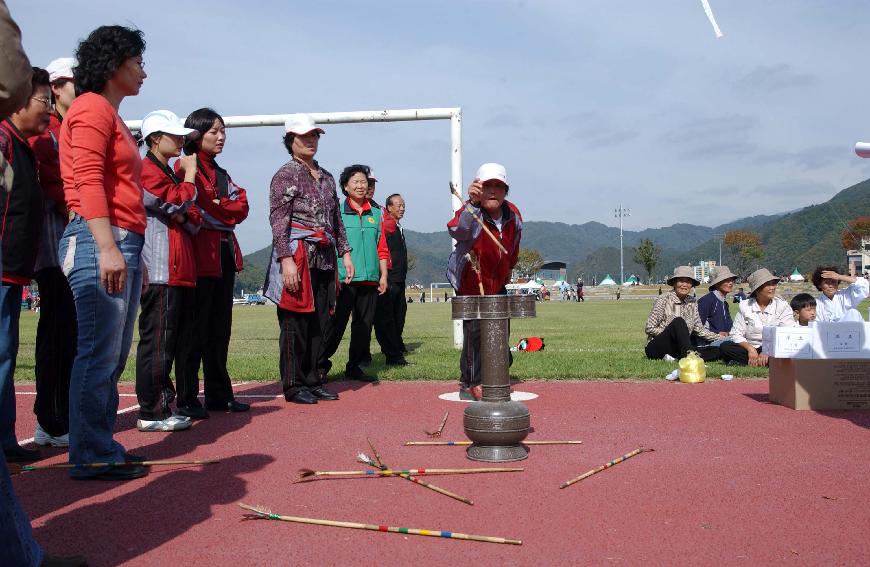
[644,266,721,362]
[697,265,737,345]
[811,265,868,322]
[790,293,816,326]
[720,268,796,367]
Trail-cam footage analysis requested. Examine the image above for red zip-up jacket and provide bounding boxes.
[140,154,201,287]
[446,200,522,295]
[29,111,64,206]
[29,111,67,272]
[175,152,247,277]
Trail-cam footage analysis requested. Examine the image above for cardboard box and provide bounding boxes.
[809,322,869,359]
[761,326,814,359]
[769,358,870,410]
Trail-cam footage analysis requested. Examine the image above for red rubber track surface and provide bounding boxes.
[11,380,870,566]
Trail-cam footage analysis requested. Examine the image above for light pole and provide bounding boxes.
[714,233,724,266]
[614,205,630,285]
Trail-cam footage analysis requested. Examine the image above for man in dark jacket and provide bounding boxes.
[374,193,409,365]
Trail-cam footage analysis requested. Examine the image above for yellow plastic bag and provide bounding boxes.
[678,351,706,383]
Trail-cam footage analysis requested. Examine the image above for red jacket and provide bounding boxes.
[140,154,201,287]
[175,152,248,277]
[446,200,522,295]
[28,112,65,208]
[29,112,68,272]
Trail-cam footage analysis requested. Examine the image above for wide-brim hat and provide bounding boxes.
[141,110,198,140]
[747,268,778,295]
[667,266,700,287]
[708,265,738,290]
[284,113,325,135]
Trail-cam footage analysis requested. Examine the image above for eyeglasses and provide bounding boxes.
[30,96,54,110]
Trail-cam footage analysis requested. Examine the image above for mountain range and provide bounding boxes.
[235,177,870,293]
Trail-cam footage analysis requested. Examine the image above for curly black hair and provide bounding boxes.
[339,164,371,196]
[811,265,840,291]
[183,107,224,155]
[74,26,145,95]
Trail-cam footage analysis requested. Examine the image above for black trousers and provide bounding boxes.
[135,285,196,420]
[33,267,76,437]
[319,283,378,373]
[278,269,333,398]
[374,281,406,361]
[644,317,721,362]
[719,341,760,366]
[178,242,236,408]
[460,319,512,388]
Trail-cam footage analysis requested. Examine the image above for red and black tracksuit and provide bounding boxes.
[135,153,201,419]
[175,152,248,409]
[0,119,44,450]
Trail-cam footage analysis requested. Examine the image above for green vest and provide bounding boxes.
[338,200,382,283]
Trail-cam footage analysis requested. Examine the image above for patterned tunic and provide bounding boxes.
[269,158,350,270]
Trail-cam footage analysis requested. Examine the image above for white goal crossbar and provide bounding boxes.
[127,107,467,347]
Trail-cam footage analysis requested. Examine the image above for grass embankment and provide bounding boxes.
[14,298,870,382]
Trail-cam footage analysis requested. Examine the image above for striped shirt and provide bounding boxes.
[645,290,720,343]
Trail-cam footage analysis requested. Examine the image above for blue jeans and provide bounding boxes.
[0,283,23,450]
[0,449,42,566]
[59,216,143,477]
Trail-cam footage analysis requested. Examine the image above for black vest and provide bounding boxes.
[386,221,407,283]
[0,121,43,279]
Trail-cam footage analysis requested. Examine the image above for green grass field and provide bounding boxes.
[20,297,864,384]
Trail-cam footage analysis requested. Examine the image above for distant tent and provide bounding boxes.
[598,274,617,286]
[623,274,639,286]
[789,268,805,282]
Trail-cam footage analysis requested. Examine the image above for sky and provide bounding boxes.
[10,0,870,253]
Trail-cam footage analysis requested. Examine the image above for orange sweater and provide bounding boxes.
[59,93,146,235]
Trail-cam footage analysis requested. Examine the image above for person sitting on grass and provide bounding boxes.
[811,265,868,322]
[644,266,722,362]
[697,265,738,345]
[447,163,522,401]
[720,268,796,367]
[790,293,816,326]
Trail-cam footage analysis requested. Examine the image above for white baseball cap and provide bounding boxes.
[476,162,508,187]
[141,110,199,140]
[45,57,75,82]
[284,113,325,135]
[368,170,378,182]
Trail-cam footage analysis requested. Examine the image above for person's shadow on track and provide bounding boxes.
[32,452,274,566]
[15,383,279,521]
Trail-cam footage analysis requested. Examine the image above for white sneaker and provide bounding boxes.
[137,415,192,432]
[34,423,70,447]
[663,354,677,362]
